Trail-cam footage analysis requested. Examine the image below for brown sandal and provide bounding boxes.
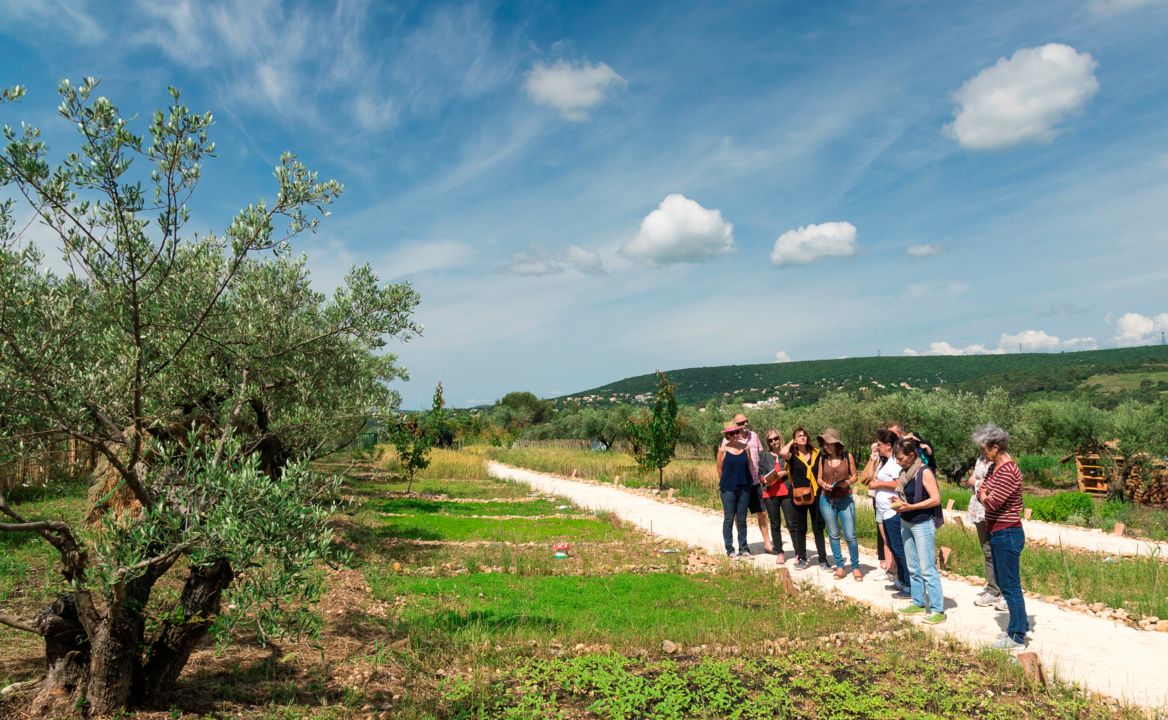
[833,567,846,579]
[852,569,863,582]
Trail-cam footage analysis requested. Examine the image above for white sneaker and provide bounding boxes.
[991,635,1026,650]
[974,592,998,607]
[994,597,1008,611]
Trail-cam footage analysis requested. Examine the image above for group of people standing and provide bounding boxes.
[716,413,1030,649]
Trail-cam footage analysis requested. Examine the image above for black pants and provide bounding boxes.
[762,495,797,555]
[873,496,886,561]
[790,495,827,562]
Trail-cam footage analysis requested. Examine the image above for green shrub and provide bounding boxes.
[1025,492,1095,522]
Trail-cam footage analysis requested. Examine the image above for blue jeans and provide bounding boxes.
[720,488,750,555]
[901,517,944,614]
[882,515,910,588]
[819,494,859,569]
[990,525,1028,641]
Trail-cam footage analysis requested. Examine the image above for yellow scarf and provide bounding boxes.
[793,447,820,495]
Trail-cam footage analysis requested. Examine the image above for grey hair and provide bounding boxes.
[972,423,1009,451]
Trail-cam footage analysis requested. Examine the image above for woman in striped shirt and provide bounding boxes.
[974,423,1029,650]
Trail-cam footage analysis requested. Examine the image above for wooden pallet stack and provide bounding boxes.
[1065,450,1116,497]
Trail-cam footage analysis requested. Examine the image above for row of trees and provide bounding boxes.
[462,387,1168,484]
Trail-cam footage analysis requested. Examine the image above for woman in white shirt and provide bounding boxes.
[861,428,909,594]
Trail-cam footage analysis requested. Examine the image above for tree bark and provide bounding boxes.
[134,559,234,706]
[29,595,89,717]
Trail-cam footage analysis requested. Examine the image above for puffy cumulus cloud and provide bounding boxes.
[945,44,1099,150]
[565,244,606,275]
[1000,329,1062,351]
[1112,311,1168,345]
[905,329,1097,356]
[620,194,735,265]
[524,59,626,121]
[907,243,942,257]
[770,221,857,266]
[775,351,792,363]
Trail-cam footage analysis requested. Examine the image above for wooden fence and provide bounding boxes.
[0,436,96,493]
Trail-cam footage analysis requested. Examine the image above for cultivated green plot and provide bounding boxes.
[374,498,577,517]
[437,648,1127,720]
[374,572,879,650]
[360,478,534,499]
[378,515,631,543]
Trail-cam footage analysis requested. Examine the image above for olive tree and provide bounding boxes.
[0,80,420,716]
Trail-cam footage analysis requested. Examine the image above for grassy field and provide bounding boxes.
[489,446,1168,621]
[0,449,1147,718]
[1081,369,1168,393]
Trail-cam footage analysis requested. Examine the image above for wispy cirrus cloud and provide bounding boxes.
[131,0,511,133]
[0,0,105,44]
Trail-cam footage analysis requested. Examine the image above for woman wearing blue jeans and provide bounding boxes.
[816,429,862,580]
[717,422,755,557]
[974,423,1029,650]
[892,438,946,624]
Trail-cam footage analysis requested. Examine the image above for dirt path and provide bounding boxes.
[487,461,1168,711]
[941,508,1168,560]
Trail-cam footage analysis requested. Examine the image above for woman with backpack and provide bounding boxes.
[892,437,946,624]
[780,427,828,569]
[816,429,861,580]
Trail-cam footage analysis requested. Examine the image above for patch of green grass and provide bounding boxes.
[0,480,88,610]
[1081,369,1168,393]
[378,515,632,543]
[372,571,880,654]
[373,498,576,517]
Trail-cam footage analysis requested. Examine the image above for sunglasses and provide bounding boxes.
[766,437,780,443]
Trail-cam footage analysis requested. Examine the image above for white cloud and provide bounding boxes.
[130,1,509,133]
[906,329,1099,356]
[565,245,606,275]
[907,243,941,257]
[770,221,857,266]
[502,244,608,277]
[1000,329,1063,351]
[620,194,734,265]
[775,351,791,362]
[1112,311,1168,345]
[0,0,105,44]
[524,59,626,121]
[501,248,564,276]
[945,44,1099,150]
[1090,0,1164,16]
[353,94,398,132]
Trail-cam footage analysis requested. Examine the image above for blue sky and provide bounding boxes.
[2,0,1167,408]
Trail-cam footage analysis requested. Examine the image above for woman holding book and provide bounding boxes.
[759,429,793,562]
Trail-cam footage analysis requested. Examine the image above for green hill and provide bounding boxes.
[561,346,1168,407]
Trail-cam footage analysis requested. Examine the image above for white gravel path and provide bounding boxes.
[487,461,1168,711]
[941,508,1168,560]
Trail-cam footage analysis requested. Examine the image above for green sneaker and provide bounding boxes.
[897,604,926,616]
[922,612,947,625]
